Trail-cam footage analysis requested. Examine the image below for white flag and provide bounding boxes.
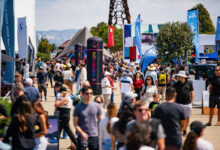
[18,17,27,58]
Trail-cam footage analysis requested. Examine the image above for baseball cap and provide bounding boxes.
[123,91,137,104]
[190,121,205,136]
[104,71,111,76]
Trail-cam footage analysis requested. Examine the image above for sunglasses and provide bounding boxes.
[146,79,151,81]
[95,101,102,104]
[138,108,148,112]
[215,70,220,71]
[85,92,93,96]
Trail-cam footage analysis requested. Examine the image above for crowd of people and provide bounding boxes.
[0,55,219,150]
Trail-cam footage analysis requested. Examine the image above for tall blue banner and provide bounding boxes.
[135,15,142,59]
[216,16,220,59]
[2,0,15,83]
[187,9,199,62]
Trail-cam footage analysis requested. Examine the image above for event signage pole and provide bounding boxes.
[187,9,199,63]
[87,37,103,95]
[0,0,2,96]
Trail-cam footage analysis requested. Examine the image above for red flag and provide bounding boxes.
[107,25,115,48]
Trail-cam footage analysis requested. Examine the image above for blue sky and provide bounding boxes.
[36,0,220,31]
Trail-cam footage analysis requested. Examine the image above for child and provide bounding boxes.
[148,93,160,117]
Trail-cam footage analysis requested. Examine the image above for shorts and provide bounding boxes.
[209,96,220,109]
[181,103,192,118]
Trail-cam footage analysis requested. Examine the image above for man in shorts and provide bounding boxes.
[173,71,194,136]
[205,66,220,126]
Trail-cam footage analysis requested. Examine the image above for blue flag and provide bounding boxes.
[2,0,15,83]
[216,16,220,58]
[135,15,142,59]
[187,9,199,62]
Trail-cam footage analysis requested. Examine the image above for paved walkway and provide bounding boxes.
[42,82,220,150]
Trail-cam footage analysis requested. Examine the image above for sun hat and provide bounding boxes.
[147,64,156,71]
[175,71,188,78]
[190,121,205,136]
[123,91,138,104]
[104,71,111,76]
[15,72,22,77]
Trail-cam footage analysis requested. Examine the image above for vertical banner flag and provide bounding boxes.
[216,16,220,59]
[29,37,35,73]
[187,9,199,62]
[107,25,114,47]
[2,0,15,83]
[135,15,142,59]
[18,17,27,58]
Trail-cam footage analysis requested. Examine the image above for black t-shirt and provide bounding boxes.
[210,76,220,96]
[149,101,159,116]
[173,80,194,104]
[54,74,64,83]
[37,72,47,84]
[154,102,185,148]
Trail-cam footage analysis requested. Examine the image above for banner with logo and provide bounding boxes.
[216,16,220,59]
[18,17,27,58]
[187,9,199,62]
[2,0,15,84]
[135,14,142,59]
[29,37,35,72]
[107,25,114,47]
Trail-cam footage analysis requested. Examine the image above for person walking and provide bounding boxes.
[141,76,158,106]
[74,86,102,150]
[205,66,220,126]
[133,72,144,101]
[101,72,112,108]
[157,67,167,101]
[119,69,134,101]
[99,103,119,150]
[183,121,215,150]
[24,78,41,103]
[37,67,48,101]
[79,63,87,88]
[55,85,77,149]
[173,71,194,136]
[154,86,185,150]
[33,102,49,150]
[3,100,36,150]
[63,66,74,92]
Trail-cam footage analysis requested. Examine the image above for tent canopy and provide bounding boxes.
[199,51,218,60]
[56,27,93,58]
[140,47,157,72]
[1,53,16,62]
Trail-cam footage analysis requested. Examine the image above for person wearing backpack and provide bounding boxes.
[157,67,167,102]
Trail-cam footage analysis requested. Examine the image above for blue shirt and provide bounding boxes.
[24,86,40,102]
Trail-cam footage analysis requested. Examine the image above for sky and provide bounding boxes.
[36,0,220,31]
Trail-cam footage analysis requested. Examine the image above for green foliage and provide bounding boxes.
[155,22,194,62]
[38,37,52,54]
[51,43,57,52]
[192,3,215,34]
[90,22,123,52]
[0,98,12,136]
[37,52,50,61]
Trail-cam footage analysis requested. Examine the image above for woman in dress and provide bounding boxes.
[141,76,157,106]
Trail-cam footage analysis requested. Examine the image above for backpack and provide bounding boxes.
[158,73,167,85]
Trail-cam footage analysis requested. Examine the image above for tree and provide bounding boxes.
[51,43,57,52]
[37,37,52,54]
[90,22,123,52]
[155,22,194,62]
[192,3,215,34]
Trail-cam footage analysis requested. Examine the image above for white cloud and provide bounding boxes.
[36,0,220,30]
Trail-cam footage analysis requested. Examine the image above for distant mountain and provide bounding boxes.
[36,29,78,46]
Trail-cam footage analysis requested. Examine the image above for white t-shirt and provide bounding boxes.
[120,76,133,93]
[57,93,72,109]
[99,116,119,150]
[101,77,112,95]
[197,138,215,150]
[55,63,60,70]
[63,70,72,80]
